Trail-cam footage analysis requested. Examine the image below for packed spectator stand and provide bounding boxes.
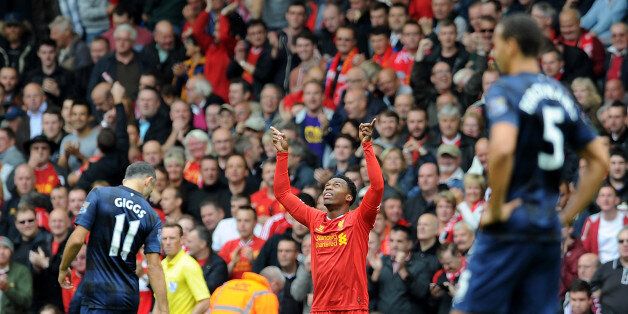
[0,0,626,313]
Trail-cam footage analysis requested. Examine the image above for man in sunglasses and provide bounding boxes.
[13,205,54,310]
[589,226,628,313]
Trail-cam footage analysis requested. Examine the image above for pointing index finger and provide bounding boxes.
[370,118,377,126]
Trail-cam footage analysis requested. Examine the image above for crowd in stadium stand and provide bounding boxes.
[0,0,626,313]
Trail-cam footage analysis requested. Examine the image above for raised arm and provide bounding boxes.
[271,127,316,226]
[357,119,384,224]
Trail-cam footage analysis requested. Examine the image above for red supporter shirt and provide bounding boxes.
[274,141,384,312]
[219,236,265,279]
[250,186,300,217]
[62,269,83,313]
[34,162,60,195]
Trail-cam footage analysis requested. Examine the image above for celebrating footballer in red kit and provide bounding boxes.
[271,118,384,313]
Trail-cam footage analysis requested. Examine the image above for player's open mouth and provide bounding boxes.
[324,192,333,199]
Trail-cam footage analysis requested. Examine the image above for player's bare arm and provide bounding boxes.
[146,252,170,314]
[58,225,89,288]
[481,122,522,227]
[560,137,609,225]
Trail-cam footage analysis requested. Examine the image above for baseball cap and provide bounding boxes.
[24,134,54,153]
[3,106,26,121]
[0,236,14,252]
[3,12,24,26]
[244,115,265,132]
[437,144,461,158]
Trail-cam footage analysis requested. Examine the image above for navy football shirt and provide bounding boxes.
[74,186,162,310]
[485,73,596,234]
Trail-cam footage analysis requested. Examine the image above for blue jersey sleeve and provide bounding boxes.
[143,217,162,254]
[75,188,99,230]
[485,83,519,128]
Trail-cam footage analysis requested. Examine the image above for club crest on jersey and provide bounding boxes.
[337,220,344,229]
[488,96,508,118]
[79,202,89,215]
[114,197,147,218]
[315,225,324,233]
[168,281,177,292]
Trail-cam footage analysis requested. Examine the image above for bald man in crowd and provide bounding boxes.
[140,20,185,84]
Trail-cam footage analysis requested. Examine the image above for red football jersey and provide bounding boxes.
[219,236,266,279]
[274,141,384,312]
[251,186,300,217]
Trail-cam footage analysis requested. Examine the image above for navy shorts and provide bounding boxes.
[452,232,561,314]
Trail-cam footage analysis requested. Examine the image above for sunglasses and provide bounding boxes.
[18,218,35,225]
[619,239,628,244]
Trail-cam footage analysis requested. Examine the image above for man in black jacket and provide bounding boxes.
[88,23,152,100]
[25,39,75,106]
[187,226,228,293]
[369,225,439,314]
[12,205,53,312]
[139,20,185,85]
[187,156,230,220]
[136,87,172,144]
[0,12,37,76]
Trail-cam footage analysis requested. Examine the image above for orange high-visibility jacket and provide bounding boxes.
[208,272,279,314]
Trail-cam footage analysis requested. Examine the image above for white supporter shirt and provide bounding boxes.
[597,213,625,263]
[211,218,263,252]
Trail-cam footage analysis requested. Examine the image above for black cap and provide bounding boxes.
[24,135,54,153]
[3,12,24,25]
[3,106,26,121]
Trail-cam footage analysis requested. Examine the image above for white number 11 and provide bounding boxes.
[110,214,140,260]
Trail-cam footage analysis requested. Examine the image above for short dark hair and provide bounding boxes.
[610,147,625,159]
[390,3,409,15]
[370,26,391,38]
[541,48,563,61]
[125,161,156,180]
[236,205,257,220]
[391,224,412,239]
[569,279,592,297]
[331,174,358,206]
[371,1,390,14]
[439,19,457,32]
[379,110,400,123]
[163,222,183,236]
[230,78,252,94]
[609,100,626,115]
[71,99,92,116]
[337,26,357,40]
[113,4,133,18]
[335,134,358,150]
[0,127,16,140]
[498,14,543,58]
[97,128,117,154]
[193,226,212,248]
[278,237,299,250]
[294,30,318,46]
[246,19,267,31]
[38,38,56,50]
[288,1,307,11]
[91,36,110,49]
[43,108,63,121]
[200,199,224,213]
[437,243,460,259]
